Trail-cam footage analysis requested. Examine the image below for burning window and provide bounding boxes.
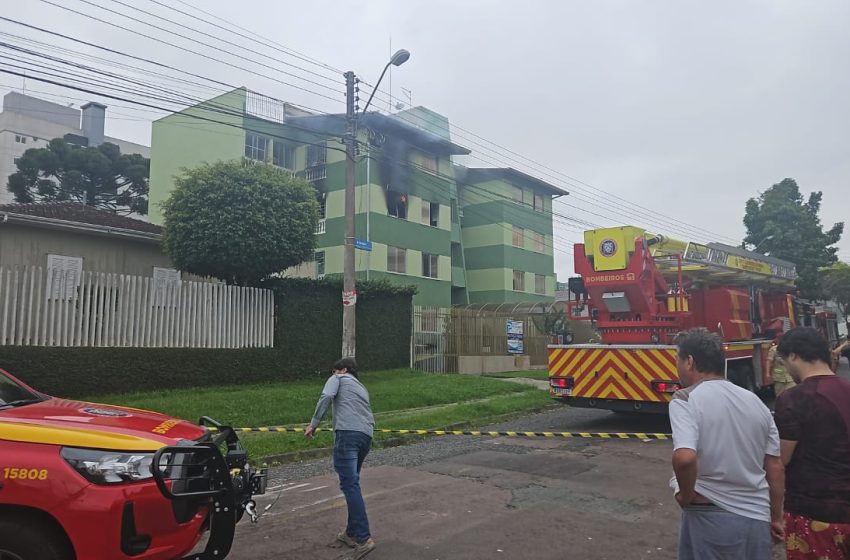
[387,190,408,219]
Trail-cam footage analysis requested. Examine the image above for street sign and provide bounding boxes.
[507,320,524,354]
[355,239,373,252]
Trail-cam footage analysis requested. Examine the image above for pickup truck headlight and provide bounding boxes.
[61,447,167,484]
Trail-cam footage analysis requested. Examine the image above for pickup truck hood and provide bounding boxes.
[0,397,207,450]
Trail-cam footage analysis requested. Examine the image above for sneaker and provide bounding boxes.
[343,538,376,560]
[328,530,356,549]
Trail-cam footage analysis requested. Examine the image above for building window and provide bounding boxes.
[513,270,525,292]
[13,157,21,167]
[535,274,546,295]
[512,185,523,204]
[317,192,327,220]
[245,132,267,161]
[534,192,545,212]
[388,246,406,273]
[47,254,82,300]
[315,251,325,278]
[14,134,26,144]
[451,198,459,222]
[387,190,408,219]
[420,152,438,174]
[512,226,524,248]
[534,232,545,252]
[421,201,439,227]
[422,253,439,278]
[273,141,295,169]
[306,143,327,167]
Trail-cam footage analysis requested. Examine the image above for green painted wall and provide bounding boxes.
[464,246,554,274]
[149,89,247,224]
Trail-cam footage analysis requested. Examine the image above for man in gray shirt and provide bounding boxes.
[305,357,376,559]
[670,329,785,559]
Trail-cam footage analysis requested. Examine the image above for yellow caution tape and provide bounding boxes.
[207,426,671,440]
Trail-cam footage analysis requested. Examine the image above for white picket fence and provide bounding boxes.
[0,266,275,348]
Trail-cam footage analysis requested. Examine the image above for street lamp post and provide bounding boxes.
[341,50,410,359]
[752,235,775,254]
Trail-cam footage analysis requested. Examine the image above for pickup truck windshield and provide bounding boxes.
[0,372,44,407]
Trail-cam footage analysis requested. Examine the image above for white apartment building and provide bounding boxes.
[0,91,150,206]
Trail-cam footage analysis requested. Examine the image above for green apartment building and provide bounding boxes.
[149,88,566,307]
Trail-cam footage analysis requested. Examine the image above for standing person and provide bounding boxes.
[774,327,850,559]
[305,358,376,559]
[669,328,785,560]
[770,336,796,397]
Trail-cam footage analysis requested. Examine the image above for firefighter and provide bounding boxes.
[769,336,796,396]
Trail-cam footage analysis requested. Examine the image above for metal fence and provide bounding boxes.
[0,266,275,348]
[412,305,556,373]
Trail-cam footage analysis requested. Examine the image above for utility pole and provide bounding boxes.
[341,70,357,358]
[340,51,409,359]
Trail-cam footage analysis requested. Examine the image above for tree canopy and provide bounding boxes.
[161,159,319,286]
[7,138,150,215]
[743,178,843,299]
[821,262,850,323]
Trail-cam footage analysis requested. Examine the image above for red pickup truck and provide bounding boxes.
[0,368,266,559]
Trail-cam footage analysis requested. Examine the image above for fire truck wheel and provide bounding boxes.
[0,516,74,560]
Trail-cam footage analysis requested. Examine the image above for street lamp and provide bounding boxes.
[752,235,775,254]
[341,50,411,359]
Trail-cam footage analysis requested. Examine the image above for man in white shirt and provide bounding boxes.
[669,328,785,559]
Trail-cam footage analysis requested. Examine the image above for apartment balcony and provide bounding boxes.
[315,219,326,235]
[305,165,327,182]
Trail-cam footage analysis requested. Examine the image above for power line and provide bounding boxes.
[36,0,343,106]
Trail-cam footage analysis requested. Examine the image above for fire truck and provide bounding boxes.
[548,226,839,414]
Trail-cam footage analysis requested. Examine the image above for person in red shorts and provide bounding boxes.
[775,327,850,559]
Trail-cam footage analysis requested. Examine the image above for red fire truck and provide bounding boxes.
[548,226,838,414]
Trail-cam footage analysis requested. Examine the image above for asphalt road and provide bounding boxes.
[226,361,849,560]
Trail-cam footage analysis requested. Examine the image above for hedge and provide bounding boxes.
[0,347,294,398]
[1,277,415,397]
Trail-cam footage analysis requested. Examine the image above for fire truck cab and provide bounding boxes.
[548,226,836,414]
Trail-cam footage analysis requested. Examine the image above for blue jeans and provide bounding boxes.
[333,430,372,543]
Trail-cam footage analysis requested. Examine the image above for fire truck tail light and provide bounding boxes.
[62,447,168,484]
[652,381,682,394]
[550,377,574,389]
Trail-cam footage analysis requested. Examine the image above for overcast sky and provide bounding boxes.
[3,0,849,279]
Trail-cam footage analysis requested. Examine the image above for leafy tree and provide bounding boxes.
[821,262,850,323]
[162,159,319,286]
[7,138,150,215]
[743,178,843,298]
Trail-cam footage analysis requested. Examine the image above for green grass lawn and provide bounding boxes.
[483,370,551,381]
[91,369,554,460]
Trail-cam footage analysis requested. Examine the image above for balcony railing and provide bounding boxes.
[305,165,327,182]
[315,219,326,234]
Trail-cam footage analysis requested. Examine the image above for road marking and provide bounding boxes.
[301,485,329,493]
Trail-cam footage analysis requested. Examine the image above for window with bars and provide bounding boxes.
[535,274,546,295]
[388,246,406,273]
[512,226,524,248]
[315,251,325,278]
[422,253,439,279]
[513,270,525,291]
[244,132,268,161]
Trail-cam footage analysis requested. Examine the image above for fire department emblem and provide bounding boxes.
[600,239,618,257]
[82,407,129,417]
